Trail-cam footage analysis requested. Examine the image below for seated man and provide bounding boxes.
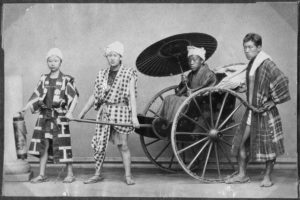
[153,45,217,136]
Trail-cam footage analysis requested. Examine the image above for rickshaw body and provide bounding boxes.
[135,63,254,182]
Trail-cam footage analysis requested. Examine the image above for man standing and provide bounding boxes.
[226,33,290,187]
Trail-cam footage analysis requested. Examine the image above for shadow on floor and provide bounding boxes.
[2,163,298,198]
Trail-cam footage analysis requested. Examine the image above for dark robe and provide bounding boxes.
[231,57,290,161]
[159,64,217,122]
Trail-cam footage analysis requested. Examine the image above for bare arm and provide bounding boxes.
[15,102,31,118]
[65,95,78,119]
[129,77,140,128]
[78,95,95,119]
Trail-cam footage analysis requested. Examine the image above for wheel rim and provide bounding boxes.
[171,87,247,182]
[139,85,181,172]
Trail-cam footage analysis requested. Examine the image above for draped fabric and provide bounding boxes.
[27,72,79,163]
[232,58,290,161]
[159,64,217,123]
[91,65,137,170]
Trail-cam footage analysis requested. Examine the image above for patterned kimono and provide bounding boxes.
[231,56,290,161]
[27,71,79,163]
[159,64,217,122]
[92,65,137,170]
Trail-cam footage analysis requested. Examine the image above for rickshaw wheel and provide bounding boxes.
[171,87,247,182]
[139,85,182,173]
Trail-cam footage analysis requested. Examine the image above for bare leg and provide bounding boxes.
[39,139,49,176]
[260,159,275,187]
[238,125,251,177]
[118,134,135,185]
[63,163,76,183]
[226,125,251,183]
[31,139,49,183]
[66,163,74,177]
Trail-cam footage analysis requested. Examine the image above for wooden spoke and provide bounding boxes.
[215,92,229,128]
[168,154,175,169]
[187,140,210,169]
[159,95,164,101]
[218,103,243,130]
[222,134,235,137]
[209,92,214,127]
[218,143,235,170]
[180,113,208,132]
[145,138,160,147]
[201,142,213,178]
[214,143,221,178]
[176,131,208,136]
[192,97,211,129]
[219,123,240,133]
[154,142,170,161]
[178,137,209,155]
[182,143,186,164]
[219,138,232,147]
[148,109,160,117]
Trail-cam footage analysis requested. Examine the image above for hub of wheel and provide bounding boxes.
[208,129,219,140]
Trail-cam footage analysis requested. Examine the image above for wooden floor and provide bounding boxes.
[2,163,298,198]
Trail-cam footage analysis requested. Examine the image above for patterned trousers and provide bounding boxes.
[92,123,111,171]
[92,104,133,171]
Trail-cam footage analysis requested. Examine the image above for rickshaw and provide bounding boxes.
[71,33,265,183]
[133,33,264,183]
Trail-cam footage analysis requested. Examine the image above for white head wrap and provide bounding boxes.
[46,48,63,60]
[105,41,124,57]
[187,46,206,60]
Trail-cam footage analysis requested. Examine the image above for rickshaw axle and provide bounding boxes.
[208,129,220,140]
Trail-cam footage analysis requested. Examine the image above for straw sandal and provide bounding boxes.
[225,175,250,184]
[63,175,76,183]
[83,175,103,184]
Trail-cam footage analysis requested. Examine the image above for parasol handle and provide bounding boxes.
[176,56,192,96]
[69,118,152,128]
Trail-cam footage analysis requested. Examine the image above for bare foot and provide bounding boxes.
[225,173,250,184]
[125,175,135,185]
[260,176,273,187]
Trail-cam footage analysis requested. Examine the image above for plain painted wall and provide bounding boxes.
[3,3,297,161]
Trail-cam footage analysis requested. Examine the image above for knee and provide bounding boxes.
[239,146,247,160]
[119,144,129,152]
[44,139,50,150]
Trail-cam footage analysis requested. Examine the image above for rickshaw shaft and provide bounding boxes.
[70,118,152,128]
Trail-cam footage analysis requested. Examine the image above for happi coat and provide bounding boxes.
[27,71,79,163]
[231,52,290,161]
[92,65,137,152]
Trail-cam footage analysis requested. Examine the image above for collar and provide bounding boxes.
[249,51,272,76]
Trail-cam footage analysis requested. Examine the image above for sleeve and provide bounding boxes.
[131,69,138,99]
[206,71,217,87]
[93,71,103,110]
[268,63,291,104]
[201,70,217,88]
[27,75,44,113]
[65,76,79,108]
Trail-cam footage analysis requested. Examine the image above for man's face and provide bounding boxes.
[243,41,261,60]
[188,55,203,71]
[47,56,62,72]
[106,52,122,67]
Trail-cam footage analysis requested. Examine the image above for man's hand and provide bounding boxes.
[132,117,140,128]
[263,100,276,110]
[236,82,247,93]
[65,112,74,120]
[14,110,25,118]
